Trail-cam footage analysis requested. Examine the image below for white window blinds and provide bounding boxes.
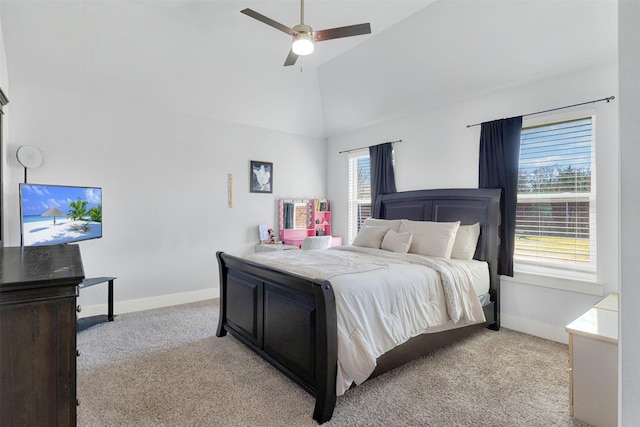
[515,117,596,272]
[348,151,371,242]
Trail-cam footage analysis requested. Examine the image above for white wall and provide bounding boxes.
[326,62,619,343]
[0,5,7,90]
[619,0,640,422]
[0,1,328,315]
[2,82,326,314]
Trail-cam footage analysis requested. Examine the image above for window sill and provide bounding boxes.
[503,269,604,296]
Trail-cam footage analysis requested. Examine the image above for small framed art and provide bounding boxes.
[258,223,269,243]
[250,160,273,193]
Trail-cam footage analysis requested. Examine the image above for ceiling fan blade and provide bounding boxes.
[241,8,296,36]
[284,49,299,67]
[314,23,371,42]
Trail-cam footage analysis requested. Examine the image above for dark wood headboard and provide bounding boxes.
[374,188,502,329]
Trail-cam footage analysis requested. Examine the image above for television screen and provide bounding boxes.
[20,183,102,247]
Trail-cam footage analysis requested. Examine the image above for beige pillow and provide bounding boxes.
[352,226,390,249]
[380,229,413,253]
[399,220,461,258]
[451,223,481,260]
[362,218,403,232]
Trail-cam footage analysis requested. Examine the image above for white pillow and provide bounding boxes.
[362,218,403,232]
[380,229,413,253]
[352,226,390,249]
[399,220,461,258]
[451,223,481,260]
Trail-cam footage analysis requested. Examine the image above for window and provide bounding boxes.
[348,151,371,242]
[515,115,596,276]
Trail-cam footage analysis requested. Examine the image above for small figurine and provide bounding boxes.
[268,228,276,244]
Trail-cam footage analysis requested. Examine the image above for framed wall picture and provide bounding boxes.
[250,160,273,193]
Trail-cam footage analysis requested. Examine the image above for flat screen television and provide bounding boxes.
[20,183,103,247]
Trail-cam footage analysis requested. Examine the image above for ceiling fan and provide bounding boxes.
[241,0,372,67]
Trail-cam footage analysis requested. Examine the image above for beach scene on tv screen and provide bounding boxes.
[21,184,102,246]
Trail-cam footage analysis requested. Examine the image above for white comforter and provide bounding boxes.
[245,246,486,395]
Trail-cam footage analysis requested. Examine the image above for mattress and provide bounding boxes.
[428,257,490,296]
[245,246,487,395]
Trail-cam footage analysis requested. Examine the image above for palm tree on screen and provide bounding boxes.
[68,198,88,221]
[88,205,102,222]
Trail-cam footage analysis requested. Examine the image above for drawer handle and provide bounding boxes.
[76,349,81,357]
[76,305,82,313]
[76,399,80,407]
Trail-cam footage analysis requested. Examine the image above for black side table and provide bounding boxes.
[77,276,116,332]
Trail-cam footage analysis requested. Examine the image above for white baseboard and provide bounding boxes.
[78,288,568,345]
[501,313,569,344]
[78,287,219,318]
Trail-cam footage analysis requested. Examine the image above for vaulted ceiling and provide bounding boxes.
[0,0,618,139]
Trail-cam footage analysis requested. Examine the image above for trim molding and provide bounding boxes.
[78,286,568,346]
[0,87,8,107]
[78,287,219,318]
[501,313,568,344]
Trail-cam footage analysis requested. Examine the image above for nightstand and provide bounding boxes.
[255,243,299,253]
[566,293,618,427]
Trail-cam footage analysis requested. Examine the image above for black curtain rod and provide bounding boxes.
[466,96,615,128]
[339,139,403,154]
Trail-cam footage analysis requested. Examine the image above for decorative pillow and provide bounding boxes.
[352,226,390,249]
[399,220,461,258]
[362,218,403,232]
[451,223,481,260]
[380,229,413,253]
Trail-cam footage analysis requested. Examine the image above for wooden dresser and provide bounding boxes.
[0,245,85,426]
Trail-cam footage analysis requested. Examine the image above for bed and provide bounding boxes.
[216,188,501,423]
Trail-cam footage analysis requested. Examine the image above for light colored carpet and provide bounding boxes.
[77,299,592,427]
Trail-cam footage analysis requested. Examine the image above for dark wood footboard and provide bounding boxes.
[216,251,338,423]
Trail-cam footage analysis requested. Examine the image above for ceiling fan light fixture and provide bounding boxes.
[292,25,314,56]
[241,3,371,66]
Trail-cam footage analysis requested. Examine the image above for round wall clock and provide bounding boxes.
[16,145,43,169]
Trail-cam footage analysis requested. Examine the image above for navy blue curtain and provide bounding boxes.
[479,116,522,277]
[370,142,397,209]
